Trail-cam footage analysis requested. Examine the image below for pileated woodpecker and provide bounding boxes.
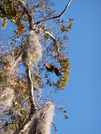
[44,62,55,72]
[44,62,61,76]
[54,67,61,76]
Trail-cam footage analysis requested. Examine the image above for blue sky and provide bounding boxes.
[0,0,101,134]
[53,0,101,134]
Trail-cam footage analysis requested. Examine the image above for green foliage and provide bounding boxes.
[45,33,50,40]
[0,0,25,32]
[59,59,70,89]
[2,18,7,30]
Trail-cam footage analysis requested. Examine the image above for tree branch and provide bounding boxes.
[14,69,37,134]
[34,0,72,25]
[26,69,37,114]
[45,31,56,42]
[18,0,33,29]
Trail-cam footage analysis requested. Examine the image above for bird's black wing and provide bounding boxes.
[55,68,61,76]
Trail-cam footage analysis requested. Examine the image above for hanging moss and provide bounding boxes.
[22,30,42,68]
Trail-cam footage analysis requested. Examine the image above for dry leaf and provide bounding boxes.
[67,23,72,30]
[65,115,69,119]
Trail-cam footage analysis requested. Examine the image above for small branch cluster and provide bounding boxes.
[18,0,33,29]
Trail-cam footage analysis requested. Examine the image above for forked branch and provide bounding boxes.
[34,0,72,25]
[45,31,56,42]
[18,0,71,28]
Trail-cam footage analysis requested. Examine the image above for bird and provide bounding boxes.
[54,67,61,76]
[44,62,55,72]
[44,62,61,76]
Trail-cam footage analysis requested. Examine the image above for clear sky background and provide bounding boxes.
[53,0,101,134]
[0,0,101,134]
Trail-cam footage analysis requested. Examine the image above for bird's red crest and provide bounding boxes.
[44,62,47,67]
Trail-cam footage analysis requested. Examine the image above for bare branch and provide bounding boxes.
[34,0,72,25]
[45,31,56,42]
[26,69,37,114]
[44,31,61,58]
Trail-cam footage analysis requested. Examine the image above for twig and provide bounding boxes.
[34,0,72,25]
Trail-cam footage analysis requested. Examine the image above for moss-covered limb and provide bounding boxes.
[0,88,15,110]
[29,101,54,134]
